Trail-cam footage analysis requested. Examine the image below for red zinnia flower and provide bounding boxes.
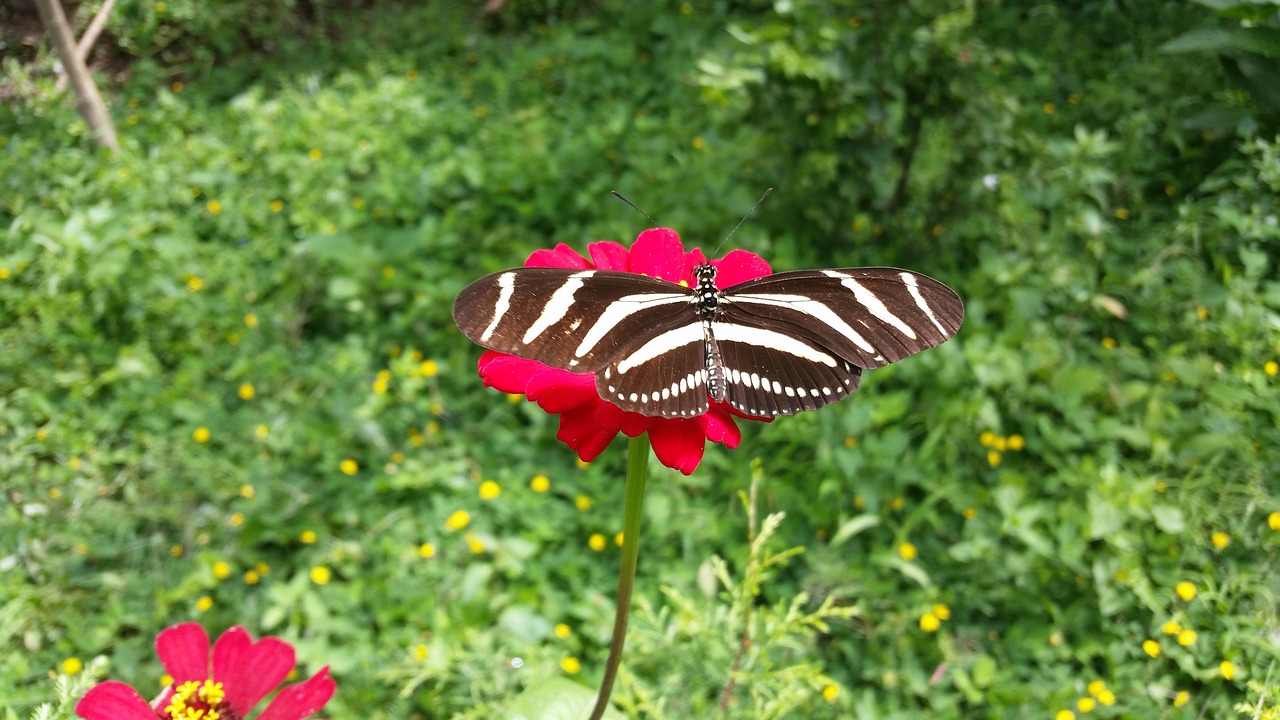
[475,227,773,475]
[76,622,335,720]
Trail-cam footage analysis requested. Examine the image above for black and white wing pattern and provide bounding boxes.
[453,263,962,419]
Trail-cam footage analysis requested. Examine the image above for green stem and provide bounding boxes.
[587,434,650,720]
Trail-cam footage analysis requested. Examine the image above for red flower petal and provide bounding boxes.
[649,418,707,475]
[75,681,156,720]
[256,668,337,720]
[586,241,631,271]
[155,622,210,684]
[477,352,544,393]
[525,368,599,413]
[713,249,772,287]
[628,228,687,282]
[212,627,295,714]
[697,405,744,448]
[525,243,591,269]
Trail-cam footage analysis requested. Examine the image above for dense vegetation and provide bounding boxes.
[2,1,1278,718]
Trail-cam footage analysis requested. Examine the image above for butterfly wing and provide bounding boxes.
[715,267,962,416]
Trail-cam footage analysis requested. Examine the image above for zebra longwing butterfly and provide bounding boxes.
[453,248,963,419]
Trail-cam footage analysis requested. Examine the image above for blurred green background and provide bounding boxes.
[2,0,1279,718]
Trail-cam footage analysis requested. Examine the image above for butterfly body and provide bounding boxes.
[454,261,963,419]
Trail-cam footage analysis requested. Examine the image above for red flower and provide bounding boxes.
[476,228,774,475]
[76,623,335,720]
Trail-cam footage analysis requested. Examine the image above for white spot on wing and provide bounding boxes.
[900,271,950,336]
[523,271,594,344]
[481,272,516,342]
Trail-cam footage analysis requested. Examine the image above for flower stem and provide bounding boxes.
[588,434,650,720]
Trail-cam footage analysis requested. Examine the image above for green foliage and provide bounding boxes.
[3,1,1279,718]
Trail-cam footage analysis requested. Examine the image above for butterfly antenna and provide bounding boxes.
[711,188,772,258]
[611,190,659,227]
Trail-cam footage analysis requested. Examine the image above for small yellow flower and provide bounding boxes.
[1096,690,1114,706]
[1086,680,1105,697]
[1269,511,1280,530]
[853,495,865,509]
[419,543,436,559]
[269,200,284,213]
[614,532,625,547]
[1056,711,1074,720]
[196,596,213,612]
[1114,208,1130,220]
[554,623,571,639]
[420,360,439,377]
[478,480,501,500]
[932,603,950,620]
[1076,697,1096,712]
[254,424,269,439]
[186,274,204,291]
[1173,690,1189,707]
[229,512,244,527]
[339,458,358,476]
[1155,481,1168,492]
[530,474,550,493]
[48,487,61,499]
[171,81,184,93]
[414,644,428,661]
[843,436,858,448]
[206,200,222,215]
[962,507,977,519]
[308,148,323,161]
[993,435,1008,452]
[588,533,606,551]
[211,560,231,579]
[987,450,1002,467]
[446,510,471,531]
[154,1,166,12]
[575,495,592,511]
[979,431,996,447]
[561,656,581,674]
[69,456,81,470]
[1177,629,1196,646]
[899,542,918,561]
[890,496,905,511]
[822,684,839,703]
[300,530,317,544]
[1043,102,1056,114]
[691,136,706,150]
[170,544,183,557]
[256,562,270,575]
[1142,639,1160,658]
[1101,337,1117,349]
[1048,631,1063,646]
[243,570,260,585]
[1175,581,1197,601]
[1195,305,1208,321]
[1220,660,1236,680]
[1007,434,1025,451]
[1265,360,1278,376]
[310,566,331,584]
[238,383,255,400]
[918,612,940,632]
[238,484,255,499]
[228,331,241,345]
[1161,620,1181,635]
[372,376,389,394]
[1211,531,1229,549]
[192,426,210,443]
[62,657,82,675]
[466,534,486,554]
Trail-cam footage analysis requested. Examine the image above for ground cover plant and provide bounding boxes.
[1,0,1278,718]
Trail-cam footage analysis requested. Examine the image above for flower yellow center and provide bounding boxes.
[164,679,235,720]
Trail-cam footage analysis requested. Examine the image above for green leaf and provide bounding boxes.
[1151,504,1186,534]
[1159,27,1280,57]
[829,514,881,547]
[507,678,626,720]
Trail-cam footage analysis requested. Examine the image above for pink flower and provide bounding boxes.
[76,622,335,720]
[475,228,774,475]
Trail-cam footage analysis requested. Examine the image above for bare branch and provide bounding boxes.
[33,0,120,152]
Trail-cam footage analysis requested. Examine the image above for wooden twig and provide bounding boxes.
[55,0,117,92]
[34,0,119,152]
